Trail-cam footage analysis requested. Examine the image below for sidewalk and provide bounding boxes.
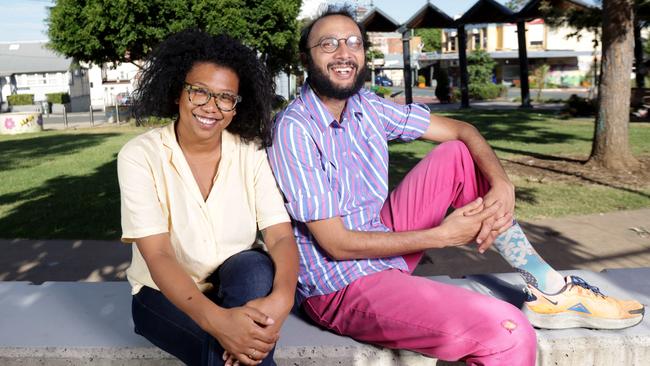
[1,208,649,283]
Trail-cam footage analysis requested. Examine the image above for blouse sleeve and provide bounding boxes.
[117,141,168,242]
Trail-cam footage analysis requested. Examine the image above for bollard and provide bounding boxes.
[63,105,68,128]
[90,106,94,127]
[115,104,120,125]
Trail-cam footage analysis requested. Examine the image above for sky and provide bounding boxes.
[0,0,599,43]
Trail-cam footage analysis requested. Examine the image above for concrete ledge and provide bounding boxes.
[0,269,648,365]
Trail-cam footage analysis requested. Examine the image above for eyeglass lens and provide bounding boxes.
[319,36,362,52]
[187,86,238,111]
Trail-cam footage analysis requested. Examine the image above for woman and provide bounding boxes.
[117,29,298,366]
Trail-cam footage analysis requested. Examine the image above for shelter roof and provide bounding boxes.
[360,7,400,32]
[458,0,515,24]
[404,2,456,29]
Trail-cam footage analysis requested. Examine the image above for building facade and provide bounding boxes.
[434,19,599,88]
[0,41,90,112]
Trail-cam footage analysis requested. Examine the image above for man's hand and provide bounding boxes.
[439,198,502,247]
[472,180,515,253]
[205,306,277,366]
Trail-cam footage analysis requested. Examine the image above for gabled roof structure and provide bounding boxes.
[404,1,456,29]
[360,7,400,32]
[458,0,515,24]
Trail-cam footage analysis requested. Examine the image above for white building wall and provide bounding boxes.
[547,27,597,52]
[14,72,69,101]
[88,62,139,109]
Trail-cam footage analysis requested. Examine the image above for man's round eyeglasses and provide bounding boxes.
[184,83,242,112]
[309,36,363,53]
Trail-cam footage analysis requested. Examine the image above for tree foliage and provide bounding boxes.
[505,0,528,11]
[414,28,442,52]
[366,48,384,60]
[47,0,301,74]
[467,49,495,85]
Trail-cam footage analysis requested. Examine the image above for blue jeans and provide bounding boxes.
[132,249,277,366]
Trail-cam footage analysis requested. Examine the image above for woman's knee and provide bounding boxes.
[218,250,275,304]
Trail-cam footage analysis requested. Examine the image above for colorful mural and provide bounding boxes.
[0,113,43,134]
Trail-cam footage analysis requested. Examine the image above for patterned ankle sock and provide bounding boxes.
[492,221,565,293]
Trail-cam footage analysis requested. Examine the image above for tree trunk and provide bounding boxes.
[589,0,641,171]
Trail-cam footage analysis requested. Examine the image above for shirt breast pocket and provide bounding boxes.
[323,159,340,197]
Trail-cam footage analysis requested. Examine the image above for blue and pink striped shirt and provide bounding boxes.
[267,84,430,302]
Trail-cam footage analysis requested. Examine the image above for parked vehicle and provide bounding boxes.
[375,75,393,86]
[115,92,132,106]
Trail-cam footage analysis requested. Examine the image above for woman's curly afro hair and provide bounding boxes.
[133,29,274,147]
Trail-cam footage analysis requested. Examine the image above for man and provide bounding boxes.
[267,6,644,364]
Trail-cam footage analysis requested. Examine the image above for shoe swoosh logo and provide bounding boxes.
[542,295,558,305]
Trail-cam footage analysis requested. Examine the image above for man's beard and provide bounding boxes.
[307,55,367,100]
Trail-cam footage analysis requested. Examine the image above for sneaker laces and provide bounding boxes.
[523,286,537,301]
[570,276,606,298]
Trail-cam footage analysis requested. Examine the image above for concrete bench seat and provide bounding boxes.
[1,268,648,365]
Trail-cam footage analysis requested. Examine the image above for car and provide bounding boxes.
[115,92,132,106]
[375,75,393,86]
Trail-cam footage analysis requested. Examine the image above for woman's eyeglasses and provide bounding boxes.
[184,83,242,112]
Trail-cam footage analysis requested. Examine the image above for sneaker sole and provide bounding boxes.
[523,306,644,330]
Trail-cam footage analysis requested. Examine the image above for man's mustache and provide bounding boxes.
[327,60,358,69]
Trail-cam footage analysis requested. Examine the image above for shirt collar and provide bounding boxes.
[160,120,236,177]
[161,121,236,154]
[160,121,237,204]
[300,82,364,128]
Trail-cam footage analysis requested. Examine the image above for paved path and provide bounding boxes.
[1,208,648,283]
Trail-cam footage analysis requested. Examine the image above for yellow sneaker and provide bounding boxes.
[523,276,645,329]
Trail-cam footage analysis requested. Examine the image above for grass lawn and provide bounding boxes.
[390,109,650,220]
[0,126,141,240]
[0,111,649,240]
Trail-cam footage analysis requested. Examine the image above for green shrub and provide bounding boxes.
[46,92,71,104]
[564,94,597,116]
[7,94,34,105]
[468,83,507,100]
[468,50,496,85]
[371,85,391,97]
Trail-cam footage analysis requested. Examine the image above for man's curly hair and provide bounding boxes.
[133,29,274,147]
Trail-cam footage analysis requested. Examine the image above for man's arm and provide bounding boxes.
[306,197,501,260]
[420,114,515,251]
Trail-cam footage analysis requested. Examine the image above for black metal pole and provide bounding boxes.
[402,28,413,104]
[457,25,469,108]
[634,20,645,88]
[517,21,532,108]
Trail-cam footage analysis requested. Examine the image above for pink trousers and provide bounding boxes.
[303,141,537,365]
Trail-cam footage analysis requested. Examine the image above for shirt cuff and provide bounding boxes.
[121,226,168,243]
[286,190,341,222]
[401,103,431,141]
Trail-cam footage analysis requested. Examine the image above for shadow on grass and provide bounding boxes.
[0,132,120,171]
[0,158,121,240]
[442,109,591,145]
[492,145,586,163]
[503,158,650,199]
